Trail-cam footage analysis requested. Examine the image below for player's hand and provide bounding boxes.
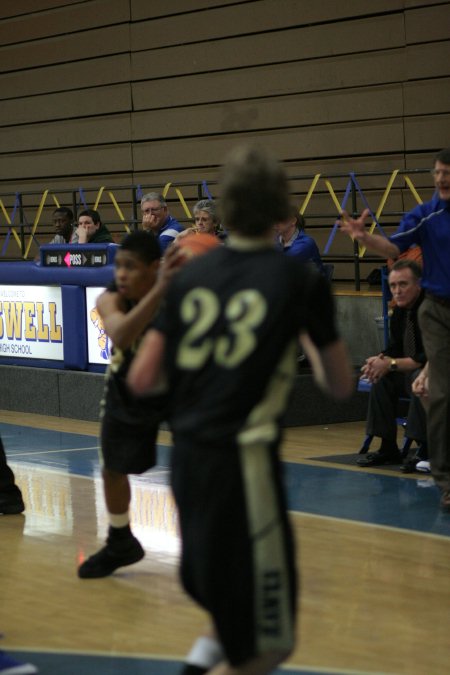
[157,243,185,288]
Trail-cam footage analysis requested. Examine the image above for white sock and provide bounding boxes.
[109,512,130,529]
[186,636,224,668]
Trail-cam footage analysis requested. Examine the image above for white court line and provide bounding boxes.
[10,445,99,456]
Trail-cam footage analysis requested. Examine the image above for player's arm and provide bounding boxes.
[300,333,354,400]
[96,282,166,351]
[127,329,166,396]
[340,208,401,259]
[97,250,181,350]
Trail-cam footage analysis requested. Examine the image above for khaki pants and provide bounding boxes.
[419,297,450,491]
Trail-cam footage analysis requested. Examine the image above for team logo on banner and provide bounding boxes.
[86,287,111,365]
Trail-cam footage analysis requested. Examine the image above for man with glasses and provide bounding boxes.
[340,147,450,511]
[140,192,183,252]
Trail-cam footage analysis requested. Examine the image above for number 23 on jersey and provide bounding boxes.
[177,287,267,370]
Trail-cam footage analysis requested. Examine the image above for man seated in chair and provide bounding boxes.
[357,259,427,468]
[275,206,325,274]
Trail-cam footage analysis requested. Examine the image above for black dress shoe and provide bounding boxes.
[401,459,418,473]
[0,488,25,515]
[357,451,402,467]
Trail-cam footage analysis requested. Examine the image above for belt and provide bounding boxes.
[426,292,450,308]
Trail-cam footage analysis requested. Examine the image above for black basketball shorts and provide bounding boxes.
[171,435,297,666]
[100,413,158,474]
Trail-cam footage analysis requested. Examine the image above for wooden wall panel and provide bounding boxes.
[0,0,448,274]
[0,115,131,153]
[404,78,450,114]
[405,0,447,6]
[0,55,131,99]
[0,1,82,18]
[404,114,450,149]
[131,85,404,141]
[405,42,450,79]
[0,0,129,46]
[0,84,131,126]
[132,120,405,172]
[0,145,133,181]
[0,25,129,73]
[131,0,404,49]
[131,15,405,80]
[405,3,450,42]
[132,49,407,112]
[131,0,252,21]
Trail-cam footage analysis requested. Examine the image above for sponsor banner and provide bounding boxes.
[0,285,63,360]
[86,287,111,365]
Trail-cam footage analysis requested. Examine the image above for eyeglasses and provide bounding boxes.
[430,168,450,178]
[142,206,165,215]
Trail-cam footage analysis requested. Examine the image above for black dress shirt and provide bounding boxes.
[383,290,426,365]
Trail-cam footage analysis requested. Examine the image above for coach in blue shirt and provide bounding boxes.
[340,147,450,511]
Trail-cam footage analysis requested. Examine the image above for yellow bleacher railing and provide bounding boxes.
[0,171,428,260]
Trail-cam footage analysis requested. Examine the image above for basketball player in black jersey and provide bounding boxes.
[128,146,354,674]
[78,230,174,578]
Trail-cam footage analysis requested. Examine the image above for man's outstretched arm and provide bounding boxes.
[340,208,401,259]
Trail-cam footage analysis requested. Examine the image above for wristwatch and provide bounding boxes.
[389,359,398,371]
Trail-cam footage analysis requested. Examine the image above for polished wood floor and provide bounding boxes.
[1,409,449,675]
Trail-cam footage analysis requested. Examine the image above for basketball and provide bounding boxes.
[176,232,220,259]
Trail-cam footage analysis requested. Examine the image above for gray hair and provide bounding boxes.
[140,192,167,208]
[193,199,218,223]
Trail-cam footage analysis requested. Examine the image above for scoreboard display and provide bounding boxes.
[40,243,119,267]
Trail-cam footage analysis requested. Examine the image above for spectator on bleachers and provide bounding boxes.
[357,259,427,469]
[49,206,74,244]
[193,199,219,234]
[140,192,183,252]
[72,209,113,244]
[275,206,325,273]
[177,199,227,242]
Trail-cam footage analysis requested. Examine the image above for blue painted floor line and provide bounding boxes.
[3,419,448,675]
[3,420,449,537]
[8,650,369,675]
